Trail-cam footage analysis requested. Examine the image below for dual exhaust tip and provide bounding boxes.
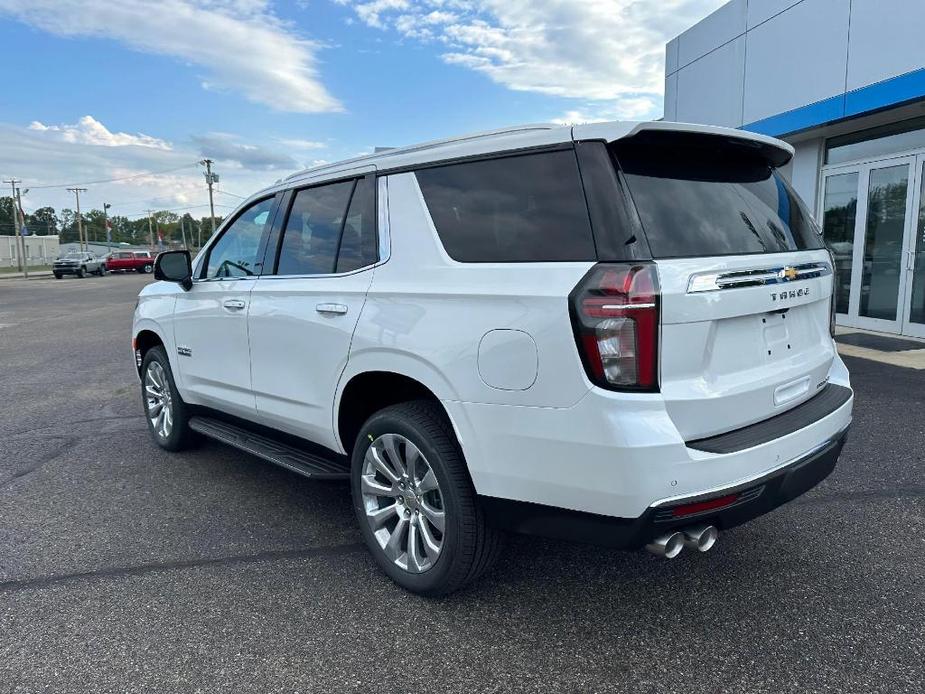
[645,525,718,559]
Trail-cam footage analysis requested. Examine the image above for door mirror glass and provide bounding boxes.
[155,250,193,290]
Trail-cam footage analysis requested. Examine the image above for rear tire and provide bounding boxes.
[351,400,502,596]
[143,263,153,274]
[53,273,62,279]
[98,265,107,276]
[141,346,193,452]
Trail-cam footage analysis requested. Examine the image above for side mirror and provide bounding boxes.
[154,250,193,291]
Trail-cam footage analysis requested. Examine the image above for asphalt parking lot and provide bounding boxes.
[1,274,923,693]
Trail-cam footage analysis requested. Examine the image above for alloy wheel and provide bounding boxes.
[361,433,446,573]
[144,361,173,439]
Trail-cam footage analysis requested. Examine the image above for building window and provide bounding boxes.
[826,116,925,165]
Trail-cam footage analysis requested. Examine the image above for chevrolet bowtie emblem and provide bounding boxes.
[780,266,799,281]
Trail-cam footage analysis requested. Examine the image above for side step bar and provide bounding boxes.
[189,416,350,480]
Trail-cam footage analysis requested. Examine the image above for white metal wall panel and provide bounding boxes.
[664,73,679,121]
[666,37,680,75]
[677,0,746,68]
[746,0,804,29]
[790,138,825,212]
[847,0,925,91]
[743,0,849,123]
[676,36,746,128]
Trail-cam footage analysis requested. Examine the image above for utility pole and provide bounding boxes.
[179,215,188,250]
[15,187,28,279]
[103,203,112,254]
[146,210,155,249]
[4,178,26,275]
[67,187,88,252]
[200,159,217,237]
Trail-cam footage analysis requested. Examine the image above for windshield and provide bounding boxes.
[613,138,824,258]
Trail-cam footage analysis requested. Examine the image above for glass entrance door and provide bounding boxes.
[821,155,921,334]
[901,155,925,337]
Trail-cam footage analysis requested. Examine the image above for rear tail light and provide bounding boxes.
[569,263,660,391]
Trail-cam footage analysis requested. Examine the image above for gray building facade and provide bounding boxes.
[666,0,925,336]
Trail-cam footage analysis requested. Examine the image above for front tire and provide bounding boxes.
[53,273,62,279]
[351,400,502,596]
[141,346,193,451]
[76,267,85,278]
[143,263,153,274]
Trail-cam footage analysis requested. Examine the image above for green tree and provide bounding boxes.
[0,196,16,236]
[26,207,59,235]
[58,208,79,244]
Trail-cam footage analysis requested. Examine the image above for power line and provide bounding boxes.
[214,189,246,199]
[121,202,234,218]
[27,163,200,190]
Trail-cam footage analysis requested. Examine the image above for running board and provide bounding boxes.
[188,416,350,480]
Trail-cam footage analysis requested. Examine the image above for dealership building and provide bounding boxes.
[665,0,925,337]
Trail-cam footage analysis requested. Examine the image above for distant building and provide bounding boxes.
[666,0,925,338]
[1,235,60,268]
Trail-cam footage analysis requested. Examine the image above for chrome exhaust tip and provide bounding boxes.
[682,525,719,552]
[645,531,684,559]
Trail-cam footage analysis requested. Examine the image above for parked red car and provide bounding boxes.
[106,250,155,273]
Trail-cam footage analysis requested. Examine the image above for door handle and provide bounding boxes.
[316,303,348,315]
[223,299,246,311]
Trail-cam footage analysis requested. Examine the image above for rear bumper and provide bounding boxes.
[480,426,848,549]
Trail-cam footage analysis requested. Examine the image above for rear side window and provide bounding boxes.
[277,181,353,276]
[336,176,378,273]
[614,139,824,258]
[416,150,596,262]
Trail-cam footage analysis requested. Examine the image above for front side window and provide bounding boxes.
[205,197,275,278]
[277,181,353,276]
[415,150,597,262]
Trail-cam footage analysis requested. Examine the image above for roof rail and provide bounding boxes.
[284,123,556,182]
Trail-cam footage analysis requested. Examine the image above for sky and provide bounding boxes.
[0,0,725,221]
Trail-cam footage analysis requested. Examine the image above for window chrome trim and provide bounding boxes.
[687,261,831,294]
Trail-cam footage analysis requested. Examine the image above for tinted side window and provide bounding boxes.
[277,181,353,276]
[416,150,596,262]
[205,197,274,278]
[336,176,378,273]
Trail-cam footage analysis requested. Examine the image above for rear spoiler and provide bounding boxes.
[572,121,794,168]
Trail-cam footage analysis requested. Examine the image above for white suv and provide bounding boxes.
[133,121,853,595]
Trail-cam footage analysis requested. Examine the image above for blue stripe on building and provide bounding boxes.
[743,67,925,138]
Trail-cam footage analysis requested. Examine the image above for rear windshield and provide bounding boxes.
[416,150,596,263]
[614,140,824,258]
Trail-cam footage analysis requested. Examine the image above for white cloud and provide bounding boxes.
[336,0,725,115]
[552,97,661,125]
[1,117,296,218]
[28,116,172,150]
[192,132,299,170]
[0,0,342,113]
[276,138,328,150]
